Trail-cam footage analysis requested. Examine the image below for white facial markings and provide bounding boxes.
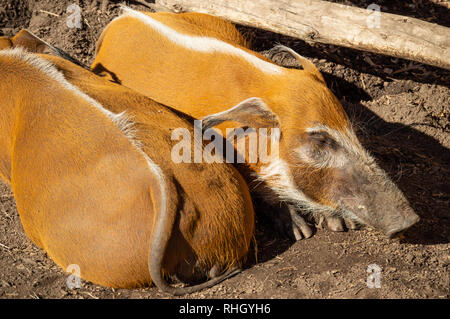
[296,125,374,169]
[307,125,371,159]
[257,157,365,225]
[257,158,332,215]
[295,145,348,169]
[118,7,283,75]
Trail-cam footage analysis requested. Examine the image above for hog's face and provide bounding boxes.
[202,87,419,237]
[201,47,419,237]
[280,119,419,237]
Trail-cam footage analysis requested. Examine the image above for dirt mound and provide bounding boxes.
[0,0,448,299]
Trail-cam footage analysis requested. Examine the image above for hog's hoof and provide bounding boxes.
[291,214,314,240]
[326,216,345,232]
[272,204,314,240]
[316,215,360,232]
[287,206,313,240]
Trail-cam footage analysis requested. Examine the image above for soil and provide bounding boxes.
[0,0,448,299]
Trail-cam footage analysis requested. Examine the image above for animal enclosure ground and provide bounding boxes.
[0,0,448,299]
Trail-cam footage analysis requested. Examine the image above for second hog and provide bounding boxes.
[91,8,420,240]
[0,31,254,295]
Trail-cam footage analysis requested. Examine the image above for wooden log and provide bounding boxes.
[428,0,450,9]
[156,0,450,70]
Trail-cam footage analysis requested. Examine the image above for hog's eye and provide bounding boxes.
[297,130,345,167]
[308,131,337,149]
[309,132,327,143]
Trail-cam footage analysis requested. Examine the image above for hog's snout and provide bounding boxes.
[385,212,420,238]
[340,196,420,238]
[332,162,420,239]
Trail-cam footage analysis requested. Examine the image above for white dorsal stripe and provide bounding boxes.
[0,48,142,148]
[119,7,283,75]
[0,48,167,215]
[0,47,119,121]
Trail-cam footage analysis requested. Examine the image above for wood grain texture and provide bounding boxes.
[156,0,450,70]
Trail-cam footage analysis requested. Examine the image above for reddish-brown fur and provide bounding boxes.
[0,32,254,293]
[91,10,419,238]
[92,10,348,200]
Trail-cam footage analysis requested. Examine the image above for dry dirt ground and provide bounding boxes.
[0,0,449,299]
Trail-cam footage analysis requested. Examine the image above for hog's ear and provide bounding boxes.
[11,29,50,53]
[262,44,325,84]
[202,97,279,131]
[12,29,87,69]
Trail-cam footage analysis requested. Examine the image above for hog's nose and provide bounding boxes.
[386,213,420,238]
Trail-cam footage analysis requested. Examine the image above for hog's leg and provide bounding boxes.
[270,204,313,240]
[316,213,361,232]
[288,205,314,240]
[326,216,345,232]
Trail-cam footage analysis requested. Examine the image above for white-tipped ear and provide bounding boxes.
[202,97,279,131]
[11,29,87,68]
[262,44,325,84]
